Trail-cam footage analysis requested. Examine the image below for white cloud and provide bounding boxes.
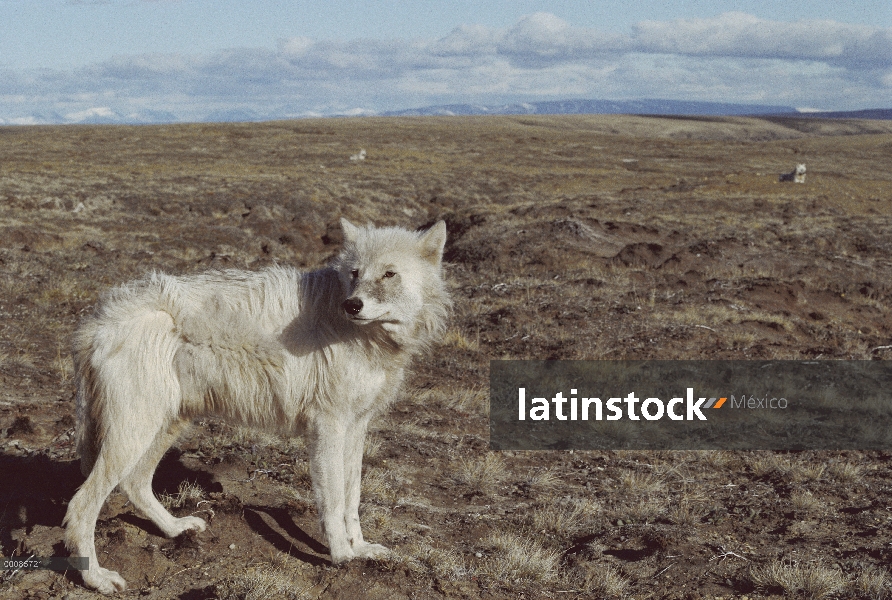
[631,12,892,69]
[279,36,315,58]
[498,12,628,64]
[2,12,890,123]
[429,24,497,56]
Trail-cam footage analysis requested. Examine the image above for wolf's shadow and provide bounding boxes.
[0,451,81,554]
[0,449,218,554]
[243,505,329,565]
[0,447,330,579]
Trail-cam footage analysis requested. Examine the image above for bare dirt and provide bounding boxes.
[1,114,891,599]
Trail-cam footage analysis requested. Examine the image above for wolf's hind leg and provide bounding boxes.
[65,416,174,594]
[119,419,207,538]
[64,452,128,595]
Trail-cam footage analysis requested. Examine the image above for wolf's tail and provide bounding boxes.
[72,320,101,477]
[72,282,185,477]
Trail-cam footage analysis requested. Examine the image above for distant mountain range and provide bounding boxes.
[794,108,892,120]
[383,99,798,117]
[2,99,890,125]
[384,99,892,120]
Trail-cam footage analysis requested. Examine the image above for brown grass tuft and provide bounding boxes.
[750,561,846,599]
[481,531,560,584]
[451,453,507,496]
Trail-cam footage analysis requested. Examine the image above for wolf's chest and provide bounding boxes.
[332,363,397,416]
[349,369,390,408]
[279,350,401,417]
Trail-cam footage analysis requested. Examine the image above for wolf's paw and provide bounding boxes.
[329,545,356,565]
[83,567,127,595]
[353,541,390,560]
[165,516,207,538]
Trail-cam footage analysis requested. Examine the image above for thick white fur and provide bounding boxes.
[63,219,449,594]
[779,163,806,183]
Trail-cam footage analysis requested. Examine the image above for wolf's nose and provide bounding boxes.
[343,297,363,316]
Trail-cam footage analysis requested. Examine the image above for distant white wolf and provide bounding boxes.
[779,163,806,183]
[350,149,366,161]
[64,219,449,594]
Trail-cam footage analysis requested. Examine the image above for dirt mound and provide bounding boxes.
[612,242,671,268]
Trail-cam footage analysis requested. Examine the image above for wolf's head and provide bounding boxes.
[335,219,449,348]
[796,164,806,175]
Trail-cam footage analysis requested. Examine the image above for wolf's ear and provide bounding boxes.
[340,218,360,243]
[419,220,447,265]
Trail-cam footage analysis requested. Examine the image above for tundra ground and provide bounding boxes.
[1,115,891,599]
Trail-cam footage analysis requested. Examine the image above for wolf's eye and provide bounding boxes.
[350,269,359,279]
[383,270,396,278]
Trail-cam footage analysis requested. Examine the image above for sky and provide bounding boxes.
[1,0,890,124]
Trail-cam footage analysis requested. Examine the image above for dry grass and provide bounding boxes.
[228,426,283,450]
[789,490,823,514]
[853,567,892,600]
[159,480,206,510]
[667,498,708,527]
[521,468,560,493]
[527,496,601,540]
[572,563,630,598]
[362,435,383,460]
[360,467,401,505]
[51,344,72,383]
[654,302,798,334]
[410,386,488,414]
[214,563,311,600]
[450,453,507,496]
[616,470,666,495]
[481,531,560,585]
[400,543,470,581]
[610,497,668,524]
[828,461,863,483]
[747,453,825,483]
[442,327,480,351]
[750,561,847,599]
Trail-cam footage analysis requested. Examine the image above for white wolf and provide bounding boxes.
[779,163,806,183]
[63,219,449,594]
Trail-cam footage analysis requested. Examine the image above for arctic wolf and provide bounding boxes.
[779,163,806,183]
[64,219,449,594]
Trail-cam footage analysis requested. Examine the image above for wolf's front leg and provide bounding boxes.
[308,417,353,563]
[343,419,389,560]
